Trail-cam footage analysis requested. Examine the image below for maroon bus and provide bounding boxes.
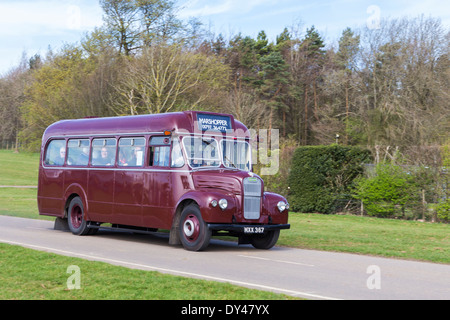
[38,111,290,251]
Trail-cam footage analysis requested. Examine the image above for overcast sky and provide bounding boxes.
[1,0,449,75]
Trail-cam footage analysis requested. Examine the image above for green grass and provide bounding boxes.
[0,150,39,186]
[0,150,47,220]
[0,188,47,220]
[0,243,296,300]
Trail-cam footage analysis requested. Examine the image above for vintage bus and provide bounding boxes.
[38,111,290,251]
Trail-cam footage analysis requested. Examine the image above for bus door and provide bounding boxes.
[87,138,117,222]
[142,136,174,229]
[113,137,146,226]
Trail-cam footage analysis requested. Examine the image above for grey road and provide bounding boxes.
[0,215,449,300]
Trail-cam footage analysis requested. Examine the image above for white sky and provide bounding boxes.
[1,0,449,75]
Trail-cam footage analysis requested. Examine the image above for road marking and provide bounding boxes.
[0,238,340,300]
[238,255,315,267]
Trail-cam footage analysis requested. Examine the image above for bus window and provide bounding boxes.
[118,137,145,167]
[171,138,185,168]
[91,138,117,167]
[149,136,171,167]
[221,139,251,171]
[44,140,66,166]
[67,139,90,166]
[182,137,220,168]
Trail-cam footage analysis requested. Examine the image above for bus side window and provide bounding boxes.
[44,140,66,166]
[91,138,117,167]
[149,136,171,167]
[67,139,90,167]
[118,137,145,167]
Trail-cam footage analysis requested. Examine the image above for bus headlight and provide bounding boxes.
[218,199,228,210]
[277,201,289,212]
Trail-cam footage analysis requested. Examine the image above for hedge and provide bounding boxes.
[287,145,372,213]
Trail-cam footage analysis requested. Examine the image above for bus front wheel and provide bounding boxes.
[68,197,90,236]
[179,204,211,251]
[250,230,280,250]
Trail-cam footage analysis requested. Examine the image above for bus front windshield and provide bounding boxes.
[183,137,221,168]
[221,140,251,171]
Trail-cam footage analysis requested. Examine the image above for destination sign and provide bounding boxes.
[197,114,232,132]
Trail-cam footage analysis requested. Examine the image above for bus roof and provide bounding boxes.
[42,111,250,142]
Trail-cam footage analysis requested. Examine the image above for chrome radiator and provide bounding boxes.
[243,177,262,219]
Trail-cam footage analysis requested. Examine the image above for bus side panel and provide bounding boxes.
[87,169,115,222]
[113,171,144,227]
[38,167,65,217]
[142,171,173,229]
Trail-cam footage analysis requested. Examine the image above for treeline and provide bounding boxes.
[0,0,449,164]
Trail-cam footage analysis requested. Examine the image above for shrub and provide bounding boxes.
[436,199,450,222]
[287,145,372,213]
[353,163,417,218]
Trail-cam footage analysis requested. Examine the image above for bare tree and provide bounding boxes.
[100,0,142,55]
[327,16,450,156]
[111,43,230,115]
[100,0,181,55]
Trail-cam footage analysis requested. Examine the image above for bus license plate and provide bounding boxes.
[244,226,265,234]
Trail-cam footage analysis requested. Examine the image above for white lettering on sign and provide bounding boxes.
[197,114,231,132]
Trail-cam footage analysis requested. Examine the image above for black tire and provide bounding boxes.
[250,230,280,250]
[179,204,211,251]
[67,197,90,236]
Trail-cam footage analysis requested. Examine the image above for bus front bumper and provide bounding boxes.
[207,223,290,235]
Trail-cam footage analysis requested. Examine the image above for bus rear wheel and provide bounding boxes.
[68,197,90,236]
[250,230,280,250]
[179,204,211,251]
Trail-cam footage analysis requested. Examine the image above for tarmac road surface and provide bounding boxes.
[0,215,449,300]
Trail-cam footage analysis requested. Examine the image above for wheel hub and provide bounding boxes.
[71,206,82,229]
[183,215,200,241]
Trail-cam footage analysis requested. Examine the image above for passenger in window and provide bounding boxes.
[76,147,90,166]
[53,147,66,166]
[97,147,113,166]
[119,150,128,166]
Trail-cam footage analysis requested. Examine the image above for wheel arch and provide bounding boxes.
[63,183,88,220]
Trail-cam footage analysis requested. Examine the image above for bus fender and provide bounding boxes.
[175,191,236,221]
[63,183,89,220]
